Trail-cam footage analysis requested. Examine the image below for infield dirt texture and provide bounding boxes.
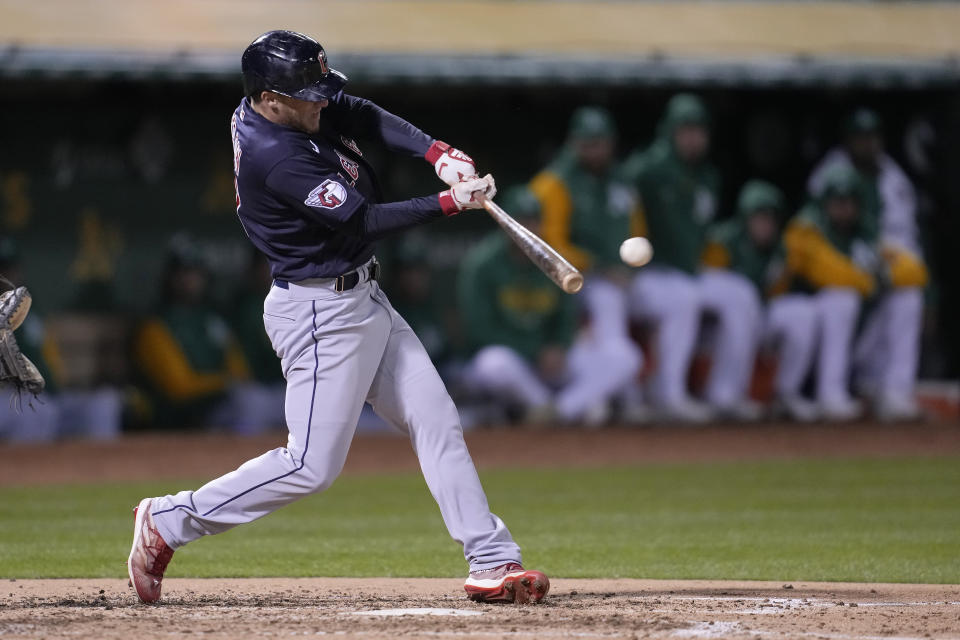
[1,423,958,640]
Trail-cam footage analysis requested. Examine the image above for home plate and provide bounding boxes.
[349,608,484,617]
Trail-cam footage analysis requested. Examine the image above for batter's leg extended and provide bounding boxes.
[148,283,392,548]
[365,286,521,571]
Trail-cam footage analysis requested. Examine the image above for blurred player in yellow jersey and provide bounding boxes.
[135,236,285,432]
[783,166,927,421]
[622,94,761,422]
[528,107,644,416]
[459,187,640,426]
[807,110,927,420]
[702,181,821,422]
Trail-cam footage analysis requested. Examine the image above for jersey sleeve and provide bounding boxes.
[701,221,734,269]
[529,171,594,271]
[135,319,230,402]
[265,155,442,241]
[325,93,434,158]
[783,218,876,297]
[881,245,929,289]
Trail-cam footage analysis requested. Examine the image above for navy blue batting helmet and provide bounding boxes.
[241,30,347,102]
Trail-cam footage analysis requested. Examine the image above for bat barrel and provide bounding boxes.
[478,193,584,295]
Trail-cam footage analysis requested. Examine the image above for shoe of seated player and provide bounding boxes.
[127,497,175,604]
[876,395,923,423]
[657,397,714,424]
[774,394,821,423]
[464,562,549,604]
[819,396,862,422]
[714,399,766,422]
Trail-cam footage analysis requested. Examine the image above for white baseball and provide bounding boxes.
[619,237,653,267]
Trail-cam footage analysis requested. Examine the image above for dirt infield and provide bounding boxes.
[1,421,958,486]
[2,578,958,640]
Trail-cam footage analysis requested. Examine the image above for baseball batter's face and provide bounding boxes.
[256,92,328,134]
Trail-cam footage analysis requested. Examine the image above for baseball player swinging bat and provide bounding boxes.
[127,29,550,608]
[476,193,584,294]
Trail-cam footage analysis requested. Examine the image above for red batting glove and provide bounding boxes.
[438,174,497,216]
[426,140,478,187]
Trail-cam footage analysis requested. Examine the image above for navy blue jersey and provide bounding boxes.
[231,92,443,281]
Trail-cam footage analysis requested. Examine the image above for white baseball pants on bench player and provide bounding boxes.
[630,266,762,409]
[765,294,818,398]
[812,287,861,407]
[151,270,521,571]
[464,335,641,421]
[812,286,923,413]
[853,287,923,406]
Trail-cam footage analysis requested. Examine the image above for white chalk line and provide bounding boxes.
[658,596,958,607]
[671,620,937,640]
[348,607,483,617]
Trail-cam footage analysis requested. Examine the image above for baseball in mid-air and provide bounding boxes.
[619,237,653,267]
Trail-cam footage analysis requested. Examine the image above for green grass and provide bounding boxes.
[0,457,958,583]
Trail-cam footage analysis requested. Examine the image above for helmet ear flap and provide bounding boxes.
[242,72,264,99]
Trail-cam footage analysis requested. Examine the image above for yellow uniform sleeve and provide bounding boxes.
[882,246,929,289]
[225,341,252,380]
[783,222,875,297]
[41,331,66,387]
[529,171,593,271]
[701,240,731,269]
[767,274,790,298]
[135,319,230,402]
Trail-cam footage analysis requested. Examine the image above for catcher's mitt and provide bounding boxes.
[0,280,45,402]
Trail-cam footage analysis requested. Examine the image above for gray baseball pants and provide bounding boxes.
[151,263,521,571]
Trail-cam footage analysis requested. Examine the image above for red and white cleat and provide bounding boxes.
[464,563,549,604]
[127,498,174,604]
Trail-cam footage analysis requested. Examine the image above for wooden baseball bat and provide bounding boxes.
[477,193,584,294]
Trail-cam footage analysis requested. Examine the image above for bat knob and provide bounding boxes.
[562,272,584,294]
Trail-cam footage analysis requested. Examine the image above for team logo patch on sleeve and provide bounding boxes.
[335,151,360,181]
[305,180,347,209]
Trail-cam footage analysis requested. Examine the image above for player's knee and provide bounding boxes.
[297,463,341,494]
[631,274,697,319]
[591,339,642,384]
[471,345,525,382]
[780,307,816,346]
[616,342,643,379]
[817,287,860,320]
[712,276,762,320]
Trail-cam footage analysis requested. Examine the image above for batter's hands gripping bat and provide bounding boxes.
[476,193,584,294]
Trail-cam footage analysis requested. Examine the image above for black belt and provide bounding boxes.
[274,261,380,293]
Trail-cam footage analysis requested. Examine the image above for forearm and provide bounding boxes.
[356,195,445,241]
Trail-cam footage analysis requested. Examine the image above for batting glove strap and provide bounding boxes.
[425,140,451,164]
[438,191,460,216]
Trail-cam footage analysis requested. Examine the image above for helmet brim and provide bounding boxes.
[290,69,348,102]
